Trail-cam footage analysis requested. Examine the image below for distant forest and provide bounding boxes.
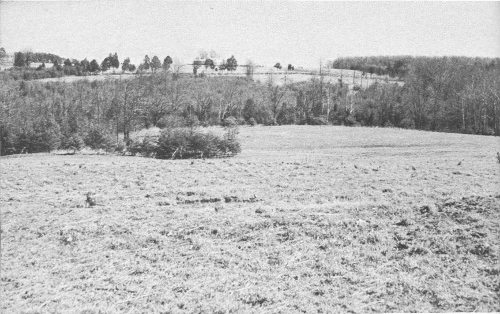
[329,55,500,78]
[0,53,499,155]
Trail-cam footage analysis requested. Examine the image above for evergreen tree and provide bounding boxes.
[151,56,162,72]
[122,57,131,72]
[143,55,151,70]
[111,52,120,69]
[53,59,62,71]
[64,58,72,67]
[80,58,90,72]
[14,52,26,67]
[101,54,112,72]
[89,59,100,73]
[205,58,215,69]
[24,52,33,67]
[163,56,173,71]
[226,55,238,71]
[0,47,7,65]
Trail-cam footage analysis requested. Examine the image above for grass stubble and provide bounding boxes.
[1,126,499,313]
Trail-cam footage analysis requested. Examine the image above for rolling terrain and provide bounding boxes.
[1,126,499,313]
[32,66,401,88]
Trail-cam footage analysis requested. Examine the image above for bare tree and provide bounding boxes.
[191,84,214,122]
[266,75,289,125]
[217,80,242,121]
[172,58,185,79]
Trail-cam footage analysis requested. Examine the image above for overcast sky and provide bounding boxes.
[1,1,499,67]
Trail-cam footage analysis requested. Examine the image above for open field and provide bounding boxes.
[33,67,401,88]
[1,126,499,313]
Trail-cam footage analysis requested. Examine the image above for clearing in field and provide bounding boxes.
[1,126,499,312]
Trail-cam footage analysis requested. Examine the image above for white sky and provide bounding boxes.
[1,1,499,67]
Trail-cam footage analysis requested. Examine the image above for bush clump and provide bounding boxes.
[344,115,359,126]
[126,126,241,159]
[128,136,158,157]
[10,117,62,153]
[60,134,84,153]
[155,127,240,159]
[84,126,114,150]
[221,116,238,128]
[399,118,416,129]
[248,117,257,126]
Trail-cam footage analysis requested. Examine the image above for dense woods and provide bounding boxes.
[0,55,499,155]
[13,51,63,66]
[329,56,414,78]
[329,56,499,79]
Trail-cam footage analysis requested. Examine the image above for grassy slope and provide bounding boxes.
[33,67,400,88]
[1,126,499,313]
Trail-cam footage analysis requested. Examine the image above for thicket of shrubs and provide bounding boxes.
[0,124,113,155]
[128,127,240,159]
[6,67,65,81]
[0,118,241,159]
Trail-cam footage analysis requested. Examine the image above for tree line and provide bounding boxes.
[328,56,414,77]
[328,56,500,79]
[4,50,242,81]
[0,55,498,155]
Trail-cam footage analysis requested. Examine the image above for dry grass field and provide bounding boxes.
[35,67,401,89]
[1,126,499,313]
